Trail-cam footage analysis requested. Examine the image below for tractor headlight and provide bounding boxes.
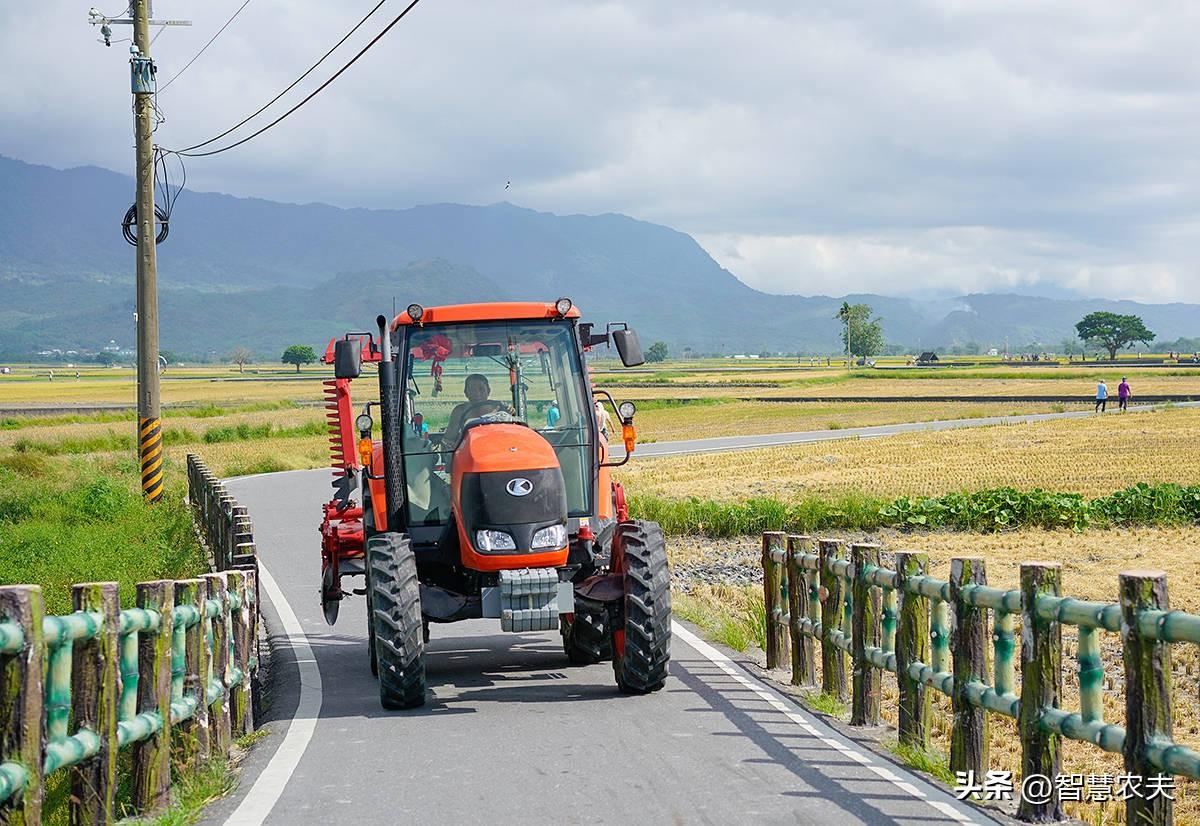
[531,524,567,550]
[407,303,424,323]
[554,297,573,316]
[618,401,636,422]
[355,413,373,433]
[475,529,516,552]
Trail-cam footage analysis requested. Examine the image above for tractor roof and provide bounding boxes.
[391,301,581,329]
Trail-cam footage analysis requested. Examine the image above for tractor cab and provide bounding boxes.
[319,299,670,710]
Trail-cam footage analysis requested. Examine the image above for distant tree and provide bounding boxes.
[94,352,119,367]
[646,341,669,363]
[281,344,317,373]
[836,302,884,360]
[1075,312,1155,361]
[229,346,253,373]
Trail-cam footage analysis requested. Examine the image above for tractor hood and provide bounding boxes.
[451,423,570,571]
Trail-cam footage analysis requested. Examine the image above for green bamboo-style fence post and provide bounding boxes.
[1018,562,1063,823]
[204,573,233,759]
[175,579,210,767]
[894,552,930,748]
[1120,570,1173,826]
[762,532,786,669]
[133,581,174,814]
[227,570,253,736]
[881,579,897,661]
[949,558,989,778]
[70,582,120,824]
[819,539,848,699]
[787,535,815,686]
[0,585,45,825]
[850,543,882,726]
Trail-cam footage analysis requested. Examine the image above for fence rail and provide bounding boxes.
[761,531,1199,825]
[0,456,260,824]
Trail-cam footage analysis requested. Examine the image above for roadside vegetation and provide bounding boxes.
[0,453,206,614]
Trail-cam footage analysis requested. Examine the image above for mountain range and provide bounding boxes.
[1,154,1196,358]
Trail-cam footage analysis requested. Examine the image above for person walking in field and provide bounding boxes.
[1118,376,1131,412]
[594,399,613,439]
[1095,379,1108,413]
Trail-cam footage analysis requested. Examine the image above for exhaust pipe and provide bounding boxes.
[377,314,405,529]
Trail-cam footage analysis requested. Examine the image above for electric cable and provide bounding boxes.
[158,0,254,93]
[172,0,422,157]
[169,0,396,154]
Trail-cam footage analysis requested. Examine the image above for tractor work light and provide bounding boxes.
[622,423,637,455]
[531,524,567,550]
[554,297,573,316]
[355,413,373,434]
[475,529,517,552]
[618,401,636,422]
[407,303,424,323]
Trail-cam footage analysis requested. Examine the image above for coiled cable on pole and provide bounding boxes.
[122,203,170,246]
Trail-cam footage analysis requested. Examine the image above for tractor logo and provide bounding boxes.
[506,477,534,497]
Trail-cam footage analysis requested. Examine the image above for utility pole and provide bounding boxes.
[89,5,189,502]
[131,0,163,502]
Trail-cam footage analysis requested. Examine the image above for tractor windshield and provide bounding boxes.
[400,320,593,526]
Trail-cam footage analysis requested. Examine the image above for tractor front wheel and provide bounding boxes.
[611,521,671,694]
[367,531,426,709]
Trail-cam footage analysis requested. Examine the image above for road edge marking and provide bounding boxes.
[671,620,979,824]
[224,562,323,826]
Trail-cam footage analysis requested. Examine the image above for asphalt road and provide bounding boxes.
[209,468,996,826]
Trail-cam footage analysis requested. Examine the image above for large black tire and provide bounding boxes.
[367,531,426,709]
[561,603,611,664]
[612,521,671,693]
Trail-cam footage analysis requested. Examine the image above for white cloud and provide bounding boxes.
[2,1,1199,301]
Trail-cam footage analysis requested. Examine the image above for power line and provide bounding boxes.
[158,0,254,93]
[169,0,398,154]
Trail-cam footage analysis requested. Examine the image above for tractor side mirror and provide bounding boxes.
[612,328,644,367]
[334,339,362,379]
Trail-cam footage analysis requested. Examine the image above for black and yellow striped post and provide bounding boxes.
[139,416,164,502]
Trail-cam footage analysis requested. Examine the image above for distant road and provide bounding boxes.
[619,401,1200,459]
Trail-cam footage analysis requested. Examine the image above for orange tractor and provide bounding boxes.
[318,299,671,709]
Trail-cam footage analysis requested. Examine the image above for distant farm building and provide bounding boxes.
[917,352,939,364]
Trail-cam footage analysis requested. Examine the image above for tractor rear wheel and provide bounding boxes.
[611,521,671,694]
[561,603,610,664]
[367,531,426,709]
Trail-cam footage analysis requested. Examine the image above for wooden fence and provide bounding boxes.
[760,531,1200,825]
[0,457,260,824]
[187,454,256,572]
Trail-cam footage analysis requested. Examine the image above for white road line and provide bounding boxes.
[671,620,981,824]
[224,563,323,826]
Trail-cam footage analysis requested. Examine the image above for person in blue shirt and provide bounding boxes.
[546,399,561,428]
[1095,379,1108,413]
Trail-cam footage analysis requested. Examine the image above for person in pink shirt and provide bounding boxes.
[1118,377,1131,412]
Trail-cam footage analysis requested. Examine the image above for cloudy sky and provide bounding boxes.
[3,1,1198,301]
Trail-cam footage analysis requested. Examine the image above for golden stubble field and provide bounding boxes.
[618,406,1200,501]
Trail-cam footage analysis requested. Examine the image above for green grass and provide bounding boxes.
[0,400,302,431]
[807,692,848,718]
[630,483,1200,538]
[0,455,206,614]
[673,592,766,652]
[883,739,956,785]
[8,418,326,457]
[128,759,237,826]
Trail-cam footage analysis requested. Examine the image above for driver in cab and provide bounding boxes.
[443,374,507,448]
